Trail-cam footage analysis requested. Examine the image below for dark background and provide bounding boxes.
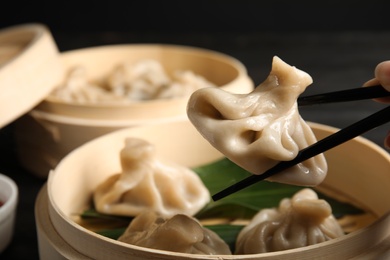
[1,2,390,259]
[2,1,390,84]
[2,1,390,33]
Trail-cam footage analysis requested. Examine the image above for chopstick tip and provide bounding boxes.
[211,192,226,202]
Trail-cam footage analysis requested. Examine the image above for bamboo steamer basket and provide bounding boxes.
[35,120,390,259]
[14,44,254,178]
[35,44,254,120]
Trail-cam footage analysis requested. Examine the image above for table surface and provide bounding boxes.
[0,30,389,259]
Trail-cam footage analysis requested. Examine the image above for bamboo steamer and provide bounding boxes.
[35,120,390,259]
[14,44,254,178]
[35,44,254,120]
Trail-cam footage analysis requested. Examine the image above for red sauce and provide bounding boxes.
[0,200,3,207]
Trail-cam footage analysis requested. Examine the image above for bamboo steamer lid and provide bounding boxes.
[0,23,63,128]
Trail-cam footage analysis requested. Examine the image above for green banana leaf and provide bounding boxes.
[194,158,363,219]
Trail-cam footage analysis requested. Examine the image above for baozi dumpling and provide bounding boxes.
[235,188,344,254]
[187,56,327,186]
[93,138,210,218]
[118,211,232,255]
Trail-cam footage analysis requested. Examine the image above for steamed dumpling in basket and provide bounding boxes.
[93,138,210,218]
[187,56,327,186]
[118,211,232,255]
[235,188,344,254]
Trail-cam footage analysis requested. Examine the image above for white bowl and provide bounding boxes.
[0,173,18,253]
[35,120,390,259]
[14,44,254,178]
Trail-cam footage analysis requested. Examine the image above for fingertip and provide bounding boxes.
[375,61,390,91]
[362,78,378,87]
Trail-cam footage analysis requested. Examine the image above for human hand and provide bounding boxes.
[363,61,390,149]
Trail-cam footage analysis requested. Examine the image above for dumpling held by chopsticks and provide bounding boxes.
[186,56,327,186]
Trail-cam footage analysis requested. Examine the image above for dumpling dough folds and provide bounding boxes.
[50,66,124,103]
[187,56,327,186]
[107,59,216,100]
[118,211,232,255]
[235,188,344,254]
[93,138,210,218]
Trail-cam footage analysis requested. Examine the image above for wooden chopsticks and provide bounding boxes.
[212,85,390,201]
